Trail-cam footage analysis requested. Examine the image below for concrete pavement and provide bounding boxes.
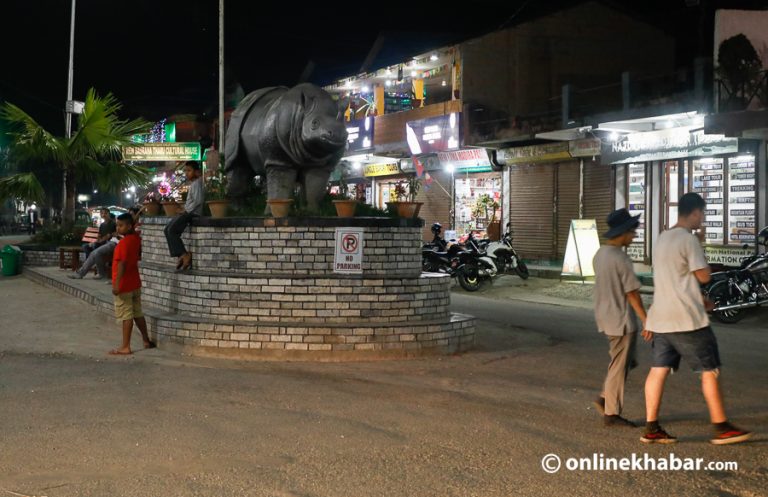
[0,272,766,497]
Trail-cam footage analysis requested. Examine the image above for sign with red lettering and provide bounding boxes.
[334,228,364,274]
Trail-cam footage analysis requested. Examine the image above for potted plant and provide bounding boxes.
[386,177,423,218]
[157,179,181,216]
[205,171,229,218]
[266,198,293,217]
[332,165,358,217]
[475,194,501,240]
[142,192,161,216]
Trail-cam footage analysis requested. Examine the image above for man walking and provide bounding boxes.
[642,193,752,445]
[592,208,649,427]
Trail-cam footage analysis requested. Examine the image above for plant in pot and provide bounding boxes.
[386,176,422,218]
[157,179,181,216]
[475,194,501,240]
[332,165,358,217]
[205,171,229,218]
[142,191,161,216]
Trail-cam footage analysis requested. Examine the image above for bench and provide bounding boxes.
[59,227,100,271]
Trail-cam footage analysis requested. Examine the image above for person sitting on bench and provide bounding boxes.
[68,206,143,280]
[84,208,116,258]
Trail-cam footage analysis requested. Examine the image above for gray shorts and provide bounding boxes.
[651,327,721,373]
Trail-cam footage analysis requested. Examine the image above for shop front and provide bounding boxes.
[496,138,611,261]
[601,124,760,267]
[443,150,502,240]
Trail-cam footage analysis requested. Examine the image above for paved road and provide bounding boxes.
[0,276,766,497]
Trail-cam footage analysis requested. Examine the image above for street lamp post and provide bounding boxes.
[63,0,76,216]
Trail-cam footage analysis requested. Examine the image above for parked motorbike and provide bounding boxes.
[422,223,488,292]
[482,223,530,280]
[704,226,768,323]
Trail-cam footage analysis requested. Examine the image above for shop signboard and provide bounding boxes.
[499,142,571,165]
[561,219,601,278]
[345,117,374,152]
[704,246,755,267]
[122,142,201,161]
[406,113,461,155]
[601,129,738,164]
[438,149,491,172]
[334,228,364,274]
[569,138,601,158]
[363,163,400,177]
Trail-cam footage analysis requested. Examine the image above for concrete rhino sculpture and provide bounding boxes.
[224,83,348,213]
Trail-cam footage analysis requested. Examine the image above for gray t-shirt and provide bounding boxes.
[593,245,642,336]
[185,177,204,216]
[646,227,710,333]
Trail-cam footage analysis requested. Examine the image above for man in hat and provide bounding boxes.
[592,208,649,427]
[641,193,752,445]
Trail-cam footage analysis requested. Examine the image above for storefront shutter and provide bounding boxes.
[583,160,613,241]
[509,164,555,259]
[555,161,581,257]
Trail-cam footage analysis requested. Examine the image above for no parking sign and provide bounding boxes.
[334,228,364,274]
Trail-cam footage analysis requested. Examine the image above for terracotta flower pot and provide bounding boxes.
[207,200,229,218]
[143,202,161,216]
[333,200,358,217]
[266,199,293,218]
[161,202,181,216]
[386,201,421,218]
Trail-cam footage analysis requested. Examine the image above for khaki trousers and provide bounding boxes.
[602,332,637,416]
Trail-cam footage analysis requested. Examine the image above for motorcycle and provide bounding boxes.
[482,223,530,280]
[422,223,489,292]
[704,226,768,323]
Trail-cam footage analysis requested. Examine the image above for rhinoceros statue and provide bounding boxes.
[224,83,348,214]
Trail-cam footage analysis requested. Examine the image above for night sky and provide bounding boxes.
[1,0,766,135]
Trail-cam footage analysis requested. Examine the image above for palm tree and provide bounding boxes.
[0,88,152,222]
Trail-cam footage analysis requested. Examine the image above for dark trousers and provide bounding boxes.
[164,212,195,258]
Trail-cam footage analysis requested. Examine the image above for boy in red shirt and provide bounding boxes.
[110,213,155,355]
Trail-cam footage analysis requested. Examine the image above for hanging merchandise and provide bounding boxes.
[454,173,502,238]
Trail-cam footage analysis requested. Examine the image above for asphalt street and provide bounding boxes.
[0,276,766,497]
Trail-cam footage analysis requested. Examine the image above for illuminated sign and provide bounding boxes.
[438,149,491,172]
[346,117,374,152]
[122,142,201,161]
[363,163,401,177]
[601,129,738,164]
[406,113,461,155]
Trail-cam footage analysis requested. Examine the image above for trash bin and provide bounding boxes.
[1,245,22,276]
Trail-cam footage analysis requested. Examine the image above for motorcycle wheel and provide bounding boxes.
[708,280,746,324]
[458,266,482,292]
[515,260,530,280]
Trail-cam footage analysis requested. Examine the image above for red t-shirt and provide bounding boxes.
[112,233,142,293]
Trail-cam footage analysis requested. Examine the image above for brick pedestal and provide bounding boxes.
[138,216,475,360]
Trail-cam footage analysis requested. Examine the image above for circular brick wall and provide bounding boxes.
[138,217,475,360]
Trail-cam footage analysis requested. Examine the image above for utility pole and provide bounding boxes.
[219,0,225,168]
[63,0,76,217]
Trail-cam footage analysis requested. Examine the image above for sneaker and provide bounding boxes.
[604,415,637,428]
[641,427,678,444]
[93,275,104,280]
[67,273,83,279]
[592,397,606,415]
[710,424,753,445]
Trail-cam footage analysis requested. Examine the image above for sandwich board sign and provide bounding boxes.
[334,228,364,274]
[561,219,601,278]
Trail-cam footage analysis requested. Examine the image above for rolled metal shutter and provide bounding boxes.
[555,161,581,257]
[509,164,555,259]
[583,160,613,241]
